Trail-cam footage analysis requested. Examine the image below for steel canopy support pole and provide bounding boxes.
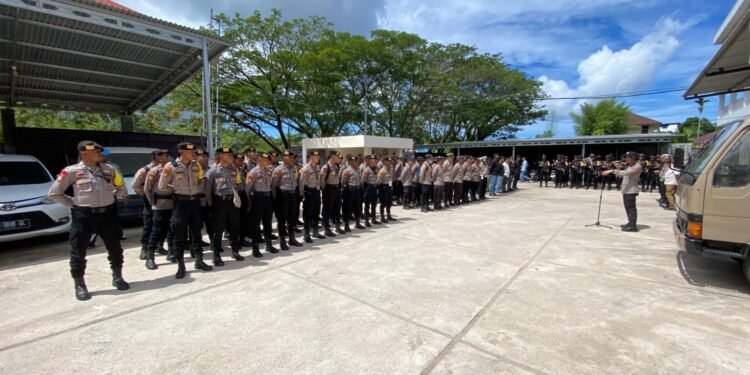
[202,38,214,160]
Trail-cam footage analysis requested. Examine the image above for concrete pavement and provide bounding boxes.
[1,185,749,374]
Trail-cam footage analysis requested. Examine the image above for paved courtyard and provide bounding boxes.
[1,185,749,374]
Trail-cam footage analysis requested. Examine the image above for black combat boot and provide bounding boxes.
[344,222,351,232]
[213,251,225,267]
[145,249,158,270]
[139,245,148,260]
[314,227,326,239]
[355,220,365,230]
[380,209,388,224]
[158,247,169,256]
[304,230,313,243]
[73,276,91,301]
[252,243,263,258]
[336,223,346,235]
[231,250,245,261]
[365,216,371,227]
[387,210,396,222]
[280,237,290,251]
[175,258,186,279]
[194,252,213,271]
[289,235,303,247]
[324,226,336,237]
[266,244,280,254]
[371,212,381,225]
[112,268,130,291]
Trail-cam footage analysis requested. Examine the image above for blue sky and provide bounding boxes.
[121,0,733,138]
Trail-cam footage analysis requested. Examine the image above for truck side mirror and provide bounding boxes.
[673,148,685,169]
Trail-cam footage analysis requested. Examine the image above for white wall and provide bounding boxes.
[718,92,750,126]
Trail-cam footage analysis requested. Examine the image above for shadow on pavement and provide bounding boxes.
[676,251,750,295]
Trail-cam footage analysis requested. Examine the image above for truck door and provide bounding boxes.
[703,129,750,244]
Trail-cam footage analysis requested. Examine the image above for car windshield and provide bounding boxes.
[685,121,742,176]
[0,161,51,186]
[108,153,152,178]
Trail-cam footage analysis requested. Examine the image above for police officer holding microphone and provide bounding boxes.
[47,141,130,301]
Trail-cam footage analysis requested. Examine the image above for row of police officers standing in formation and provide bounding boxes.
[535,153,669,192]
[48,141,496,301]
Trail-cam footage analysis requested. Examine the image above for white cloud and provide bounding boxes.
[535,18,686,130]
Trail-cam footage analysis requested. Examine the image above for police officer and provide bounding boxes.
[538,155,551,188]
[377,156,397,222]
[239,148,256,246]
[271,150,304,250]
[362,155,380,226]
[419,154,433,212]
[158,142,212,279]
[321,151,344,236]
[400,158,415,210]
[299,151,324,242]
[131,151,160,261]
[432,155,445,210]
[340,155,365,230]
[452,156,464,205]
[411,156,422,209]
[194,149,213,248]
[47,141,129,301]
[602,151,642,232]
[246,152,279,257]
[393,157,404,206]
[443,154,454,208]
[205,147,245,266]
[143,149,174,269]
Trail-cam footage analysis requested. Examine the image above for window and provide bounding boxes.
[108,153,152,178]
[641,125,649,134]
[713,131,750,188]
[0,162,52,186]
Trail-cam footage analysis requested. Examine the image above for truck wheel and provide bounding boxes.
[744,258,750,284]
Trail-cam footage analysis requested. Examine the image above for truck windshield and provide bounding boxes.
[685,121,742,176]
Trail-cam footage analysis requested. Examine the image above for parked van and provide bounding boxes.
[672,120,750,282]
[0,154,71,242]
[105,147,158,219]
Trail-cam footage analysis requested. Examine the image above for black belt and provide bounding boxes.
[213,194,234,201]
[345,186,361,190]
[154,193,171,200]
[254,191,272,197]
[279,190,296,195]
[174,194,201,201]
[325,184,339,188]
[73,204,113,214]
[304,187,320,192]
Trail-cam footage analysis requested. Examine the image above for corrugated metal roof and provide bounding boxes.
[0,0,230,114]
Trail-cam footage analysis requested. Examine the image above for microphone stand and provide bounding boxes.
[586,171,612,229]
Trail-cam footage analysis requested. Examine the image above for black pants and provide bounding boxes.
[342,187,362,225]
[251,193,274,246]
[212,197,240,252]
[421,184,432,209]
[444,182,453,206]
[412,182,421,206]
[140,203,153,246]
[539,171,549,187]
[394,180,403,204]
[148,209,173,254]
[433,185,443,208]
[69,204,123,278]
[623,193,638,227]
[554,170,564,188]
[403,185,412,207]
[453,183,463,204]
[511,174,519,190]
[322,185,342,228]
[364,184,378,219]
[239,192,251,241]
[303,188,321,232]
[479,177,488,198]
[462,180,470,202]
[379,185,393,217]
[276,191,298,239]
[171,199,203,260]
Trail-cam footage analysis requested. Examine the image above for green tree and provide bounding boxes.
[674,116,717,143]
[571,99,631,136]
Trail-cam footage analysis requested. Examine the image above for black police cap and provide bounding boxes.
[77,140,103,152]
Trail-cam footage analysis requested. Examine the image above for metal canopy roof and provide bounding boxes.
[0,0,230,114]
[418,133,681,149]
[685,1,750,98]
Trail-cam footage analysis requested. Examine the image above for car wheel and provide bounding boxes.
[743,258,750,284]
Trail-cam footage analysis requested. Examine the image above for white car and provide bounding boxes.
[0,154,71,242]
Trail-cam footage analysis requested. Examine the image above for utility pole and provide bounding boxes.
[363,85,369,135]
[695,97,708,139]
[211,9,222,149]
